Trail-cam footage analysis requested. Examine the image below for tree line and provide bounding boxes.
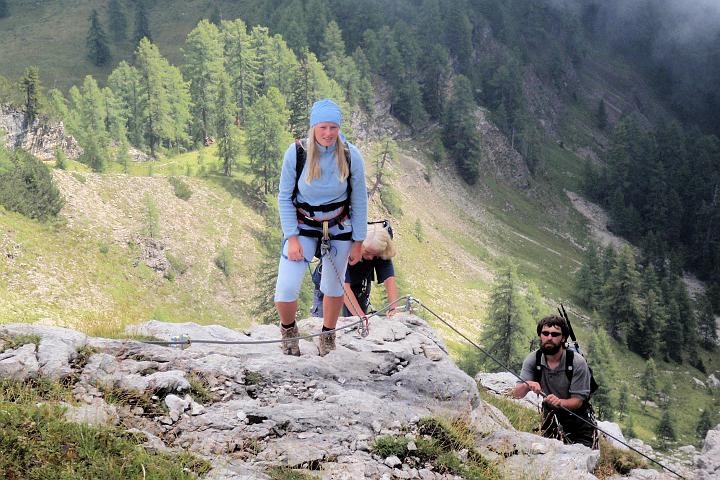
[576,243,718,369]
[584,118,720,320]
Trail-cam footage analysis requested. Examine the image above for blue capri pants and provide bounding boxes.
[274,222,353,302]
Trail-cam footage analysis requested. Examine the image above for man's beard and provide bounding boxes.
[541,342,562,355]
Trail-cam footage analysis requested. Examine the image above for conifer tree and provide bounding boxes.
[617,382,629,418]
[655,407,676,449]
[21,67,42,124]
[443,2,473,73]
[272,0,308,52]
[576,241,602,310]
[479,265,532,371]
[0,0,9,18]
[107,0,127,42]
[135,39,172,157]
[587,328,616,420]
[602,245,641,343]
[133,0,152,46]
[216,74,241,176]
[183,20,225,143]
[352,47,374,113]
[631,265,665,358]
[86,9,111,67]
[223,18,259,125]
[164,65,192,152]
[697,293,718,350]
[244,88,290,194]
[420,44,450,120]
[640,358,657,410]
[443,75,481,184]
[288,49,316,138]
[107,61,143,145]
[69,76,110,172]
[696,408,714,439]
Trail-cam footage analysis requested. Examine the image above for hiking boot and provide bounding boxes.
[318,330,336,357]
[280,324,300,356]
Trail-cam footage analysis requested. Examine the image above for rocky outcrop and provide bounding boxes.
[696,423,720,480]
[0,316,607,479]
[1,104,82,160]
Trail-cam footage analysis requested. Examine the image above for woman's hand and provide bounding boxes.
[348,241,363,265]
[287,236,304,261]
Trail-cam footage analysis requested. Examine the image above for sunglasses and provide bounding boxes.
[540,331,562,338]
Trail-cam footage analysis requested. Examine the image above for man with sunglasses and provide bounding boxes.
[512,315,598,448]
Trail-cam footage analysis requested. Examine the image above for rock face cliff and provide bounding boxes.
[0,315,640,479]
[0,105,82,161]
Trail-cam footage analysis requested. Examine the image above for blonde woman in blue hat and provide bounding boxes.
[274,99,368,356]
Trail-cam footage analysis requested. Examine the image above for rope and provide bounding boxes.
[412,297,688,480]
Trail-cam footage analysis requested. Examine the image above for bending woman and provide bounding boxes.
[274,99,367,357]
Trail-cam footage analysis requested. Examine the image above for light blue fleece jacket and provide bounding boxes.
[278,138,368,241]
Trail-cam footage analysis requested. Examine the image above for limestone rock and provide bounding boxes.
[0,343,39,380]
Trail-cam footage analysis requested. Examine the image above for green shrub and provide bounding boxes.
[165,252,189,280]
[0,149,64,220]
[372,436,409,458]
[55,148,67,170]
[214,247,234,277]
[143,193,160,238]
[168,176,192,200]
[380,185,402,217]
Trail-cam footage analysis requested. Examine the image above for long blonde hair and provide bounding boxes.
[304,127,349,184]
[363,223,396,260]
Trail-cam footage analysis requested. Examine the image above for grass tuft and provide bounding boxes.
[594,437,647,479]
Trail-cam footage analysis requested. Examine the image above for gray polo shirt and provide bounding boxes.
[519,349,591,400]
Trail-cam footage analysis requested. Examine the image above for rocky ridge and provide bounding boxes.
[0,314,610,479]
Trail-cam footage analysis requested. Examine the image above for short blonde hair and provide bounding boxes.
[363,223,396,260]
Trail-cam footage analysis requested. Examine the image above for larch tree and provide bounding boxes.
[216,74,242,176]
[222,18,259,125]
[183,20,225,143]
[135,39,172,157]
[479,265,532,371]
[601,245,641,344]
[244,88,290,194]
[21,67,42,124]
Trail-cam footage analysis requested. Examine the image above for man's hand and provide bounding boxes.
[525,381,543,395]
[287,236,304,261]
[348,241,362,265]
[544,394,563,409]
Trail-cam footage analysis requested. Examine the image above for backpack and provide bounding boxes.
[533,349,599,399]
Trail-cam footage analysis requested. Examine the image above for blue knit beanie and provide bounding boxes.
[309,99,342,127]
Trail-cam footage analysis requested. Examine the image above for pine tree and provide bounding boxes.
[655,407,677,449]
[576,241,602,310]
[252,199,284,324]
[479,265,532,372]
[601,245,641,344]
[133,0,152,46]
[697,293,718,350]
[222,18,259,125]
[21,67,42,124]
[107,61,143,146]
[288,49,316,138]
[216,74,241,176]
[617,382,629,418]
[244,88,290,194]
[107,0,127,42]
[86,9,111,67]
[0,0,9,18]
[69,76,111,172]
[420,44,450,120]
[696,408,714,439]
[135,39,172,157]
[352,47,374,113]
[443,75,481,184]
[587,328,616,420]
[640,358,657,410]
[631,266,665,358]
[183,20,225,143]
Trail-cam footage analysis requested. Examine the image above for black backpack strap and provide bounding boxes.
[293,139,306,206]
[565,349,575,385]
[533,349,542,383]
